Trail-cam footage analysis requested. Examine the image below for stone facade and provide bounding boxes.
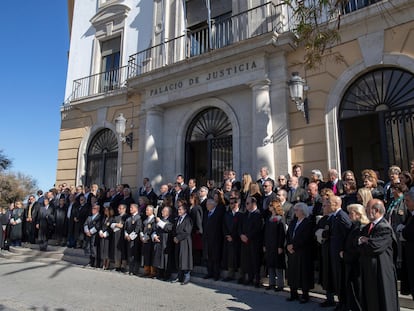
[58,0,414,192]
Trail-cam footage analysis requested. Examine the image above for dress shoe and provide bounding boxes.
[319,300,336,308]
[274,287,283,292]
[222,277,234,282]
[286,293,299,302]
[265,285,274,290]
[299,296,309,304]
[181,276,190,285]
[203,274,213,280]
[244,280,253,286]
[213,277,220,281]
[170,278,181,283]
[237,278,245,284]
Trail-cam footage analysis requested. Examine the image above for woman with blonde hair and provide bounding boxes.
[264,200,286,291]
[249,182,263,210]
[357,187,373,208]
[361,169,384,200]
[343,203,369,311]
[241,173,253,210]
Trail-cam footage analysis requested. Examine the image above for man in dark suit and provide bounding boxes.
[203,199,225,280]
[292,164,309,190]
[25,195,39,244]
[324,169,345,196]
[257,166,275,192]
[239,196,264,287]
[120,187,135,215]
[287,176,308,204]
[144,183,158,207]
[198,186,209,213]
[184,178,198,203]
[228,170,241,191]
[222,197,242,281]
[261,180,277,218]
[66,194,79,248]
[359,199,399,311]
[173,183,186,209]
[327,195,352,310]
[305,182,323,221]
[277,189,294,225]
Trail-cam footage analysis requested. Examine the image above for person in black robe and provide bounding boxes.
[153,206,174,280]
[124,203,143,275]
[401,191,414,300]
[286,202,314,303]
[173,203,193,285]
[222,197,242,282]
[189,193,203,266]
[112,204,128,272]
[238,196,264,287]
[328,195,352,310]
[66,194,79,248]
[24,195,39,244]
[344,204,369,311]
[83,204,102,267]
[263,200,286,291]
[202,199,224,281]
[74,195,91,249]
[358,199,399,311]
[99,206,114,270]
[0,207,8,250]
[35,198,55,251]
[140,205,157,277]
[9,202,24,247]
[54,197,68,246]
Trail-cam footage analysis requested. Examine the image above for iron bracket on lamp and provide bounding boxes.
[288,72,309,124]
[115,113,133,150]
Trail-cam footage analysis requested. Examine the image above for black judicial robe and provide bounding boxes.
[112,213,128,262]
[222,210,242,270]
[264,215,286,269]
[359,218,399,311]
[286,217,314,291]
[174,214,193,271]
[153,216,174,270]
[402,214,414,298]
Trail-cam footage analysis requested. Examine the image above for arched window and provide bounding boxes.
[185,108,232,186]
[85,129,118,187]
[339,68,414,177]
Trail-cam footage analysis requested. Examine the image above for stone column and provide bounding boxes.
[142,106,164,187]
[250,79,275,178]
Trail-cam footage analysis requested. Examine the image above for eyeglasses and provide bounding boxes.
[278,178,285,181]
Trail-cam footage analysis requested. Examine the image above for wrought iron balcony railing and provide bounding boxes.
[67,0,384,103]
[70,65,130,101]
[128,1,291,78]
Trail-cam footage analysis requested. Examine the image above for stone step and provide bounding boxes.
[2,244,413,309]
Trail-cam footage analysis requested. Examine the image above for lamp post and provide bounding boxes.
[288,72,309,123]
[115,113,133,150]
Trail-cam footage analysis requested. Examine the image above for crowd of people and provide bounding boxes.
[1,162,414,311]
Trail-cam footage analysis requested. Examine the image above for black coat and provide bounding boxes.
[222,210,242,270]
[0,212,8,248]
[54,204,68,238]
[359,218,399,311]
[9,208,24,241]
[141,215,156,266]
[153,216,174,270]
[74,203,91,240]
[36,205,55,241]
[286,217,314,290]
[99,216,114,260]
[174,214,193,271]
[112,213,128,262]
[264,215,286,269]
[239,209,264,280]
[402,213,414,297]
[202,207,224,262]
[66,202,79,238]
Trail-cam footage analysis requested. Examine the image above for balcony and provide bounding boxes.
[65,0,394,104]
[128,1,291,78]
[69,65,130,102]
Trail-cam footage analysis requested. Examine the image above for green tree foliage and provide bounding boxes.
[0,149,12,171]
[285,0,348,69]
[0,172,38,206]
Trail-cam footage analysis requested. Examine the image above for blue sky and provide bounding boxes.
[0,2,69,192]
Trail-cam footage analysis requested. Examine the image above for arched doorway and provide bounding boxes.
[85,128,118,187]
[339,67,414,179]
[185,108,233,186]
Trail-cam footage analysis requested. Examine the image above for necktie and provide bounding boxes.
[208,211,213,218]
[333,183,337,194]
[368,222,374,234]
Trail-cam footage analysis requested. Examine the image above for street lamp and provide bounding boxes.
[115,113,133,150]
[288,72,309,123]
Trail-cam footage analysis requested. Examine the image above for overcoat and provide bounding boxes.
[174,214,193,271]
[359,217,399,311]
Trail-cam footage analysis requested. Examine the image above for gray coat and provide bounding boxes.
[174,214,193,271]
